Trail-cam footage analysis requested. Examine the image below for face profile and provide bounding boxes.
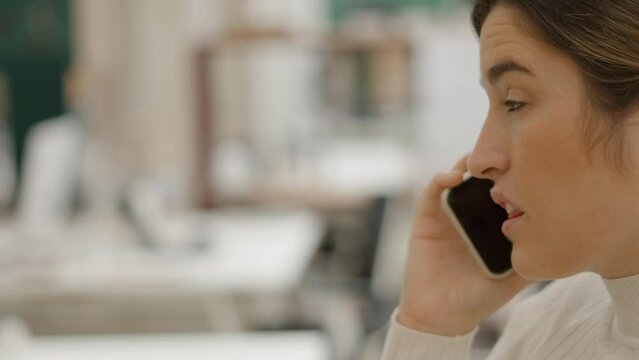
[387,1,639,359]
[468,4,639,280]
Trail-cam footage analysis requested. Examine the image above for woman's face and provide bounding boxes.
[468,5,639,280]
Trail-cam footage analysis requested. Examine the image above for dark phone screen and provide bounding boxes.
[446,177,512,275]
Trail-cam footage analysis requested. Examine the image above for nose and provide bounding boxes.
[467,115,509,181]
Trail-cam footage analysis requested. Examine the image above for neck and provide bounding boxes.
[597,244,639,279]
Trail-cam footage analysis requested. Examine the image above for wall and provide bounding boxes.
[415,18,487,181]
[73,0,220,207]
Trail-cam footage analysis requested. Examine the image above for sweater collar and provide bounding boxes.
[603,273,639,339]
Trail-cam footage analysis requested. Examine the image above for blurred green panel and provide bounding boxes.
[0,0,71,201]
[330,0,458,23]
[5,63,66,184]
[0,0,71,64]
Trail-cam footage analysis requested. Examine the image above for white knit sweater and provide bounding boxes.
[381,272,639,359]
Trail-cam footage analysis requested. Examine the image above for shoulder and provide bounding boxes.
[504,272,611,345]
[511,272,608,325]
[488,273,611,358]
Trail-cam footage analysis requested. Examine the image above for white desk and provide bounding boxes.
[0,209,325,334]
[0,209,324,296]
[24,331,329,360]
[174,209,324,292]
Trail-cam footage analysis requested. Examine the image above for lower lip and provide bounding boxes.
[502,213,525,234]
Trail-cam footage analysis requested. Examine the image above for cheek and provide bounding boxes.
[512,200,618,279]
[511,149,621,278]
[509,105,599,277]
[511,202,591,279]
[513,94,590,199]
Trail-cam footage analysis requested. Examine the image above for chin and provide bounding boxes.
[510,247,572,281]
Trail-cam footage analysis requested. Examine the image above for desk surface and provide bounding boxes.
[24,331,329,360]
[0,209,324,296]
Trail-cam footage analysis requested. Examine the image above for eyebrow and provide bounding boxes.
[485,60,534,86]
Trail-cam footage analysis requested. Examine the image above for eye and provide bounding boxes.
[504,100,525,112]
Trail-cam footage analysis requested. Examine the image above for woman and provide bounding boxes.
[381,0,639,358]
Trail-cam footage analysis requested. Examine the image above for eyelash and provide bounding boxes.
[504,100,525,112]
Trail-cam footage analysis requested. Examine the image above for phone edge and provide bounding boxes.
[440,174,513,279]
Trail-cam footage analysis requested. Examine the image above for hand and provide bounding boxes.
[397,155,529,336]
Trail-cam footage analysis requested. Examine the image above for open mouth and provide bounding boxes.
[490,191,525,233]
[508,209,524,219]
[502,210,525,234]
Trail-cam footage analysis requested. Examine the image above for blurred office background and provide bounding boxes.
[0,0,499,359]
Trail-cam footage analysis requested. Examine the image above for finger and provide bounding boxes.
[451,153,471,173]
[416,170,465,218]
[499,273,532,297]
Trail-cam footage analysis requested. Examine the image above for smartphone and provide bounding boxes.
[441,173,513,278]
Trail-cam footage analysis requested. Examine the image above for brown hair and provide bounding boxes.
[472,0,639,170]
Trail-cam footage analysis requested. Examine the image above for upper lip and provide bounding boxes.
[490,189,524,217]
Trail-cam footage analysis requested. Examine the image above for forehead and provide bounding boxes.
[480,5,536,42]
[478,5,580,83]
[479,6,547,72]
[479,6,541,60]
